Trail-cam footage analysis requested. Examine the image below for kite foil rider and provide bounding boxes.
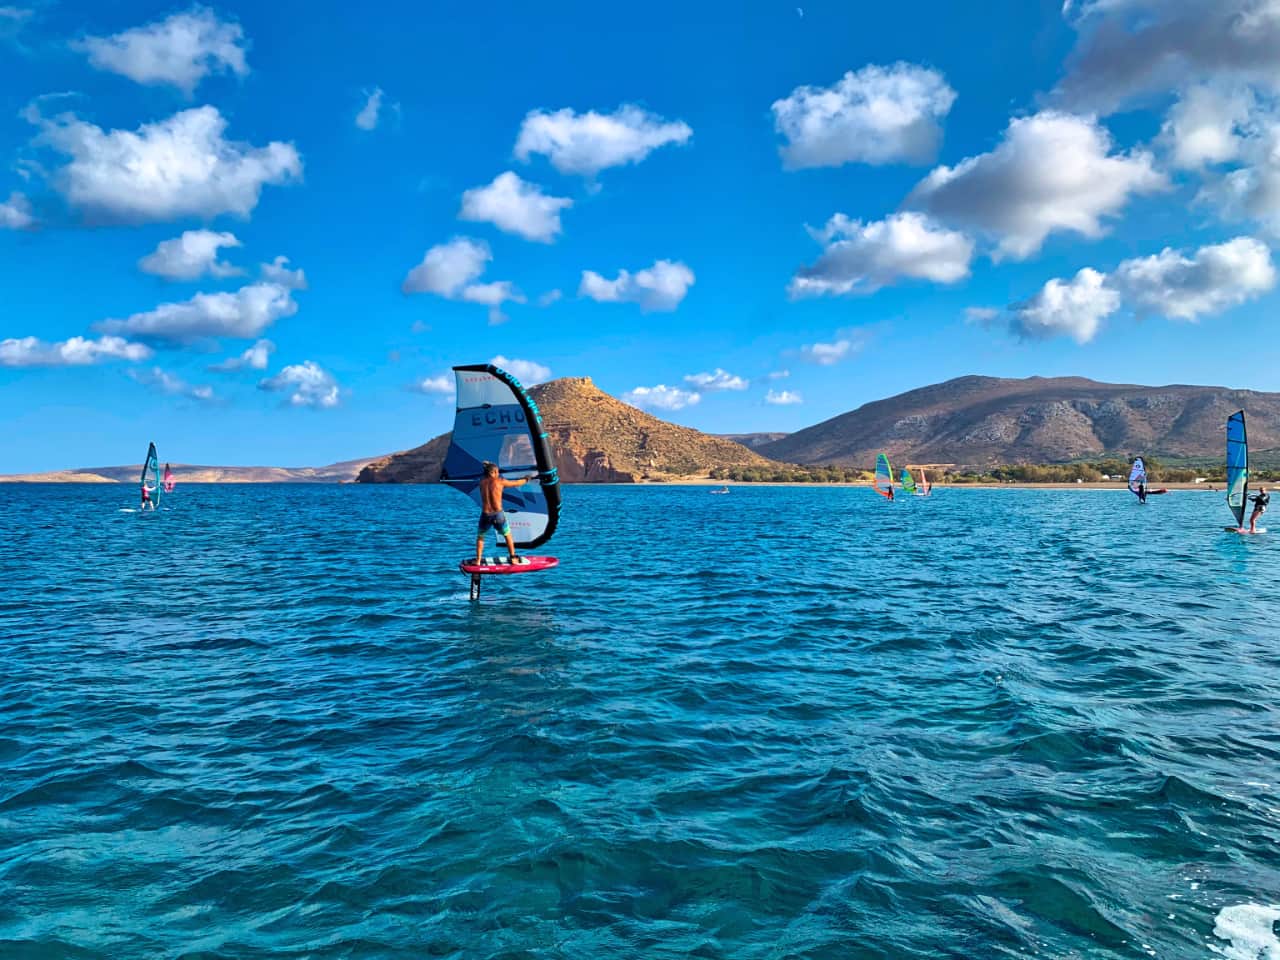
[1248,486,1270,533]
[475,461,531,566]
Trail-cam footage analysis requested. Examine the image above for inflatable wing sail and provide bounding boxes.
[1128,457,1146,495]
[1226,410,1249,528]
[141,442,160,505]
[874,453,894,499]
[442,363,561,548]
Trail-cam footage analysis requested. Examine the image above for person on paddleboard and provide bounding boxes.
[475,461,530,565]
[1248,486,1269,533]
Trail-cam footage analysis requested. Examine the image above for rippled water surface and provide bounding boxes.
[3,483,1280,959]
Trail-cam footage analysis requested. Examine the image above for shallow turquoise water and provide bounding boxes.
[3,484,1279,958]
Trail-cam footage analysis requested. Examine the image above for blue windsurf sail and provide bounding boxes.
[1227,410,1248,528]
[141,441,160,506]
[442,363,561,548]
[1128,457,1146,496]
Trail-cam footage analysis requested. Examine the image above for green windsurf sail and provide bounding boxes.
[900,467,917,495]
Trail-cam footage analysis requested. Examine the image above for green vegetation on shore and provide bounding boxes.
[711,465,869,483]
[957,458,1278,484]
[712,456,1280,485]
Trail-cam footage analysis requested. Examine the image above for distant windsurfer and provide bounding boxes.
[1248,486,1269,533]
[140,484,153,511]
[886,485,894,502]
[163,463,174,492]
[1137,481,1147,504]
[476,461,530,565]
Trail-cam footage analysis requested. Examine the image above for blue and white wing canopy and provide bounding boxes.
[441,363,561,548]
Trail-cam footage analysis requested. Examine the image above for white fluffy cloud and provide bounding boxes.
[789,211,973,298]
[622,384,701,411]
[355,87,383,131]
[402,236,489,296]
[1113,236,1276,320]
[906,111,1165,260]
[31,105,301,223]
[463,282,525,324]
[129,365,214,401]
[259,361,340,408]
[459,171,571,243]
[139,229,242,280]
[799,335,863,365]
[1197,118,1280,234]
[964,306,1000,326]
[538,289,562,307]
[0,334,151,367]
[998,237,1276,344]
[515,105,692,177]
[1058,0,1280,113]
[579,259,694,312]
[772,62,956,169]
[413,373,454,395]
[490,355,550,385]
[766,389,803,405]
[208,338,274,372]
[259,255,307,289]
[401,237,525,323]
[1008,268,1120,343]
[1161,84,1254,169]
[0,191,33,228]
[76,7,247,95]
[684,369,748,391]
[97,281,299,344]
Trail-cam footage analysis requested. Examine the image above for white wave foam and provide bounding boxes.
[1212,904,1280,959]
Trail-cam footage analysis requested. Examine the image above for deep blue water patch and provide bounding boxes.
[2,484,1278,958]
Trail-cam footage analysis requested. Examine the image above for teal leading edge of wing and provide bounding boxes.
[141,441,160,506]
[441,364,561,549]
[1226,411,1248,528]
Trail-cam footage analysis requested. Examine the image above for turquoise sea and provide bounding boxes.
[3,483,1279,959]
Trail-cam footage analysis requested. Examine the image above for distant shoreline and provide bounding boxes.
[0,476,1224,492]
[633,480,1219,491]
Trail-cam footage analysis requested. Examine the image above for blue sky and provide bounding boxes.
[4,0,1280,472]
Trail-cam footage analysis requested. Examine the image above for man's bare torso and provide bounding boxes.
[480,474,504,512]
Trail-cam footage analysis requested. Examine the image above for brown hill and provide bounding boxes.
[357,376,775,483]
[719,432,790,450]
[758,375,1280,467]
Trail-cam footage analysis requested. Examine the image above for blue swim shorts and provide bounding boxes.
[478,510,510,536]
